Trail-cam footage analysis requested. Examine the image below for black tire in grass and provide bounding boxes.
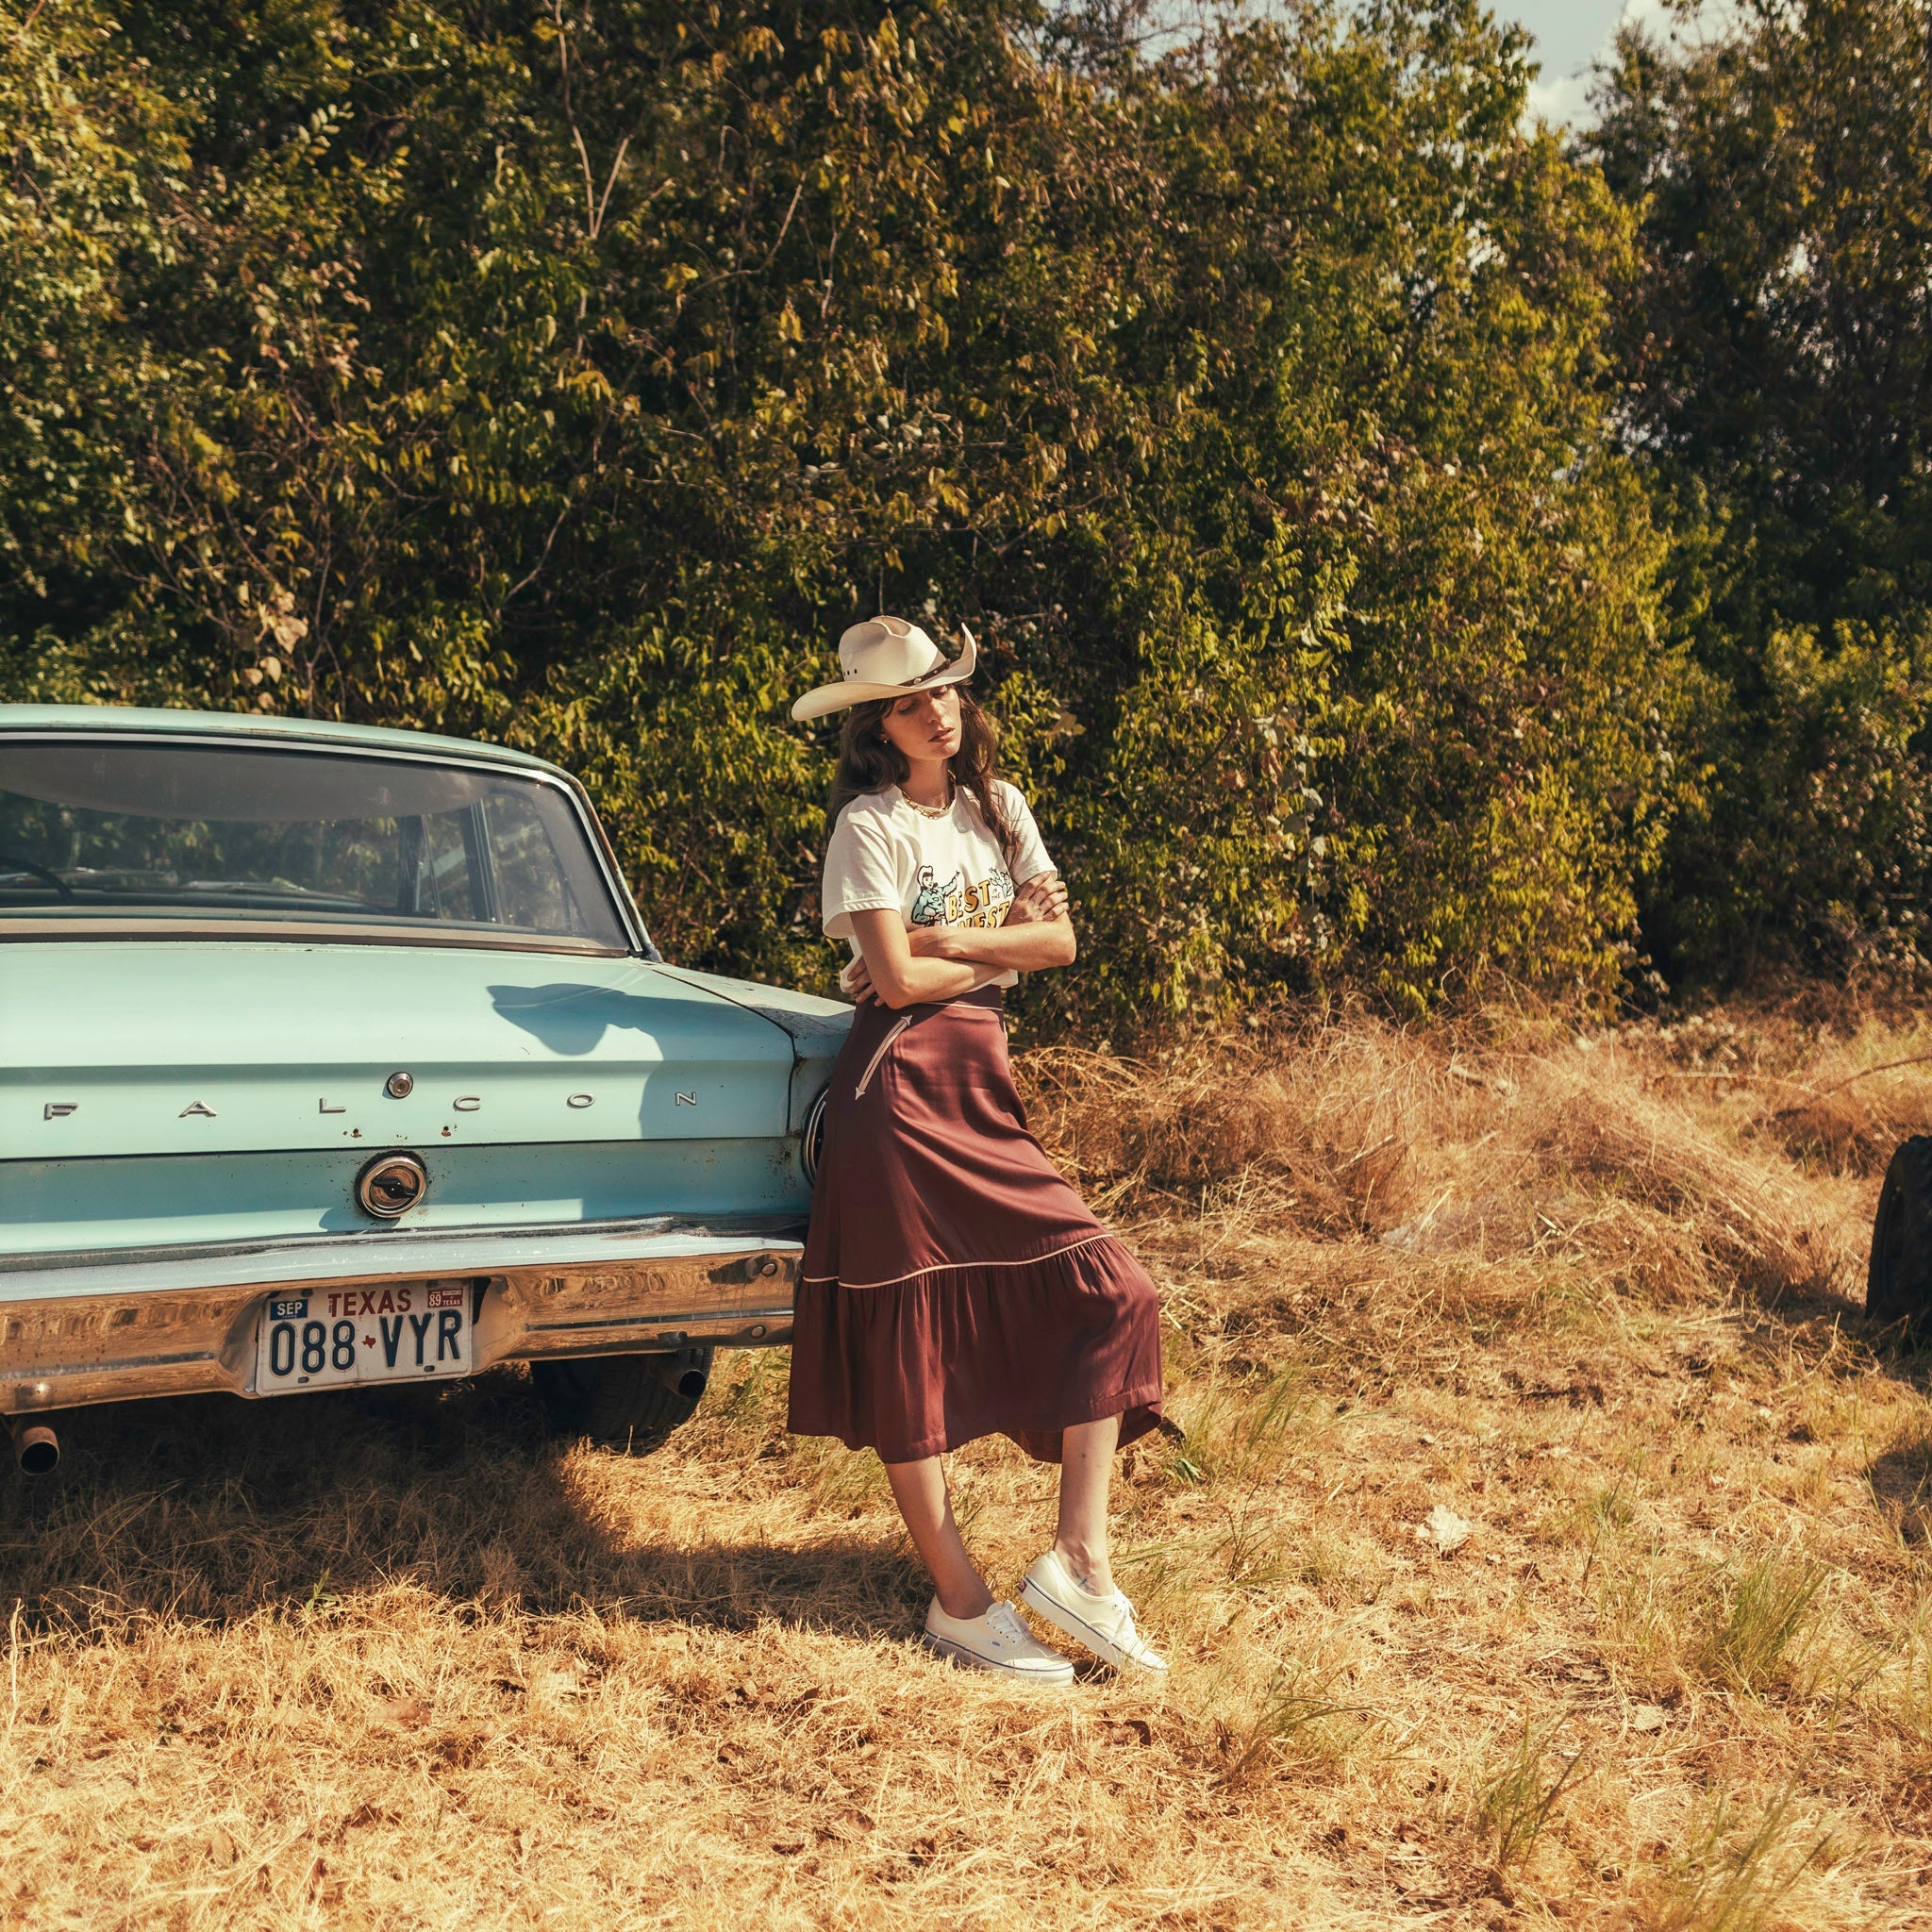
[1868,1136,1932,1332]
[530,1345,715,1452]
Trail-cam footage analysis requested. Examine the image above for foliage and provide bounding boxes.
[1,0,1677,1020]
[1588,0,1932,989]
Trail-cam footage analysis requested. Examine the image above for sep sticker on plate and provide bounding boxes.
[256,1285,472,1393]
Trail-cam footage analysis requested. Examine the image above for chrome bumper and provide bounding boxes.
[0,1219,800,1417]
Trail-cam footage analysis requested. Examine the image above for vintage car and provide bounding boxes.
[0,704,850,1474]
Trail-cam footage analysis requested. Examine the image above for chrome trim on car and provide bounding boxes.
[0,1214,805,1277]
[0,918,630,953]
[0,1222,799,1415]
[801,1086,831,1185]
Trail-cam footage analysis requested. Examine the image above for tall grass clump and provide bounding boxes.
[1652,1789,1836,1932]
[1702,1556,1828,1694]
[1474,1723,1588,1874]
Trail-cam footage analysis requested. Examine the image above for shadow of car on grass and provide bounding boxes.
[0,1373,920,1643]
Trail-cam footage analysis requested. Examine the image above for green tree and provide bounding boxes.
[0,0,183,698]
[1589,0,1932,983]
[0,0,1675,1024]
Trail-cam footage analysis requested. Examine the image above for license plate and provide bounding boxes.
[255,1286,473,1394]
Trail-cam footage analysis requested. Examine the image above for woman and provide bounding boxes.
[789,615,1167,1686]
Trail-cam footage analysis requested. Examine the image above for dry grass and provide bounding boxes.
[9,993,1932,1927]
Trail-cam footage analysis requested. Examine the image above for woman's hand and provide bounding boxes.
[1004,872,1069,925]
[906,924,960,958]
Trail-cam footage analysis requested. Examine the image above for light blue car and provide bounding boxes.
[0,705,849,1474]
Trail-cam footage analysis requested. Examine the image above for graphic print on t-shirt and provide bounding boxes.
[819,783,1052,995]
[908,860,1016,929]
[909,866,958,925]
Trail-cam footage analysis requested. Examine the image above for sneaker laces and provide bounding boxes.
[984,1603,1033,1650]
[1074,1581,1160,1662]
[1111,1604,1165,1667]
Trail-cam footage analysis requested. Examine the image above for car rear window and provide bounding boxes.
[0,739,631,950]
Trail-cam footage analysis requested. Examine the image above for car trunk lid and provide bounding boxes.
[0,941,796,1161]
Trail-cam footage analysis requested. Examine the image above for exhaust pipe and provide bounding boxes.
[8,1417,58,1476]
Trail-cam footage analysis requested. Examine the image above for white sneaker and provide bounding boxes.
[923,1598,1074,1685]
[1019,1547,1168,1675]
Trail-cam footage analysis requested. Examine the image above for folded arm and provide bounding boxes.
[908,909,1076,974]
[843,874,1075,1008]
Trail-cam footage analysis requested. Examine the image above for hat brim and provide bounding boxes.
[789,631,977,722]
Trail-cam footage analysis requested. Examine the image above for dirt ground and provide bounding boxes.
[8,995,1932,1929]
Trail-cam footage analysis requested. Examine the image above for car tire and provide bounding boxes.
[530,1345,714,1451]
[1869,1136,1932,1331]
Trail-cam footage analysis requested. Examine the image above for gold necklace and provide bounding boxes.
[903,784,954,819]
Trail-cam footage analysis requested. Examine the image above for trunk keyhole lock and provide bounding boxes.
[357,1151,428,1219]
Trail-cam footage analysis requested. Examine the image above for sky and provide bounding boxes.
[1502,0,1685,125]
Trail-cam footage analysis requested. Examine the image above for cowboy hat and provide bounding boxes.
[790,615,977,722]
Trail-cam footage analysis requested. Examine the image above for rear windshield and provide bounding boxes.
[0,738,631,950]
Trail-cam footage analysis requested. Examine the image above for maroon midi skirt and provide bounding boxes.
[788,986,1164,1464]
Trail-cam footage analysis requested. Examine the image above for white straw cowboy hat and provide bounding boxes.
[790,615,977,722]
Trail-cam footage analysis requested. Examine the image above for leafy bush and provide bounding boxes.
[1590,0,1932,990]
[0,0,1678,1023]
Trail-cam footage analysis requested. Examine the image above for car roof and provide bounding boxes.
[0,703,568,777]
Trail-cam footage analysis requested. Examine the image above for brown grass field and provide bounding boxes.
[8,995,1932,1929]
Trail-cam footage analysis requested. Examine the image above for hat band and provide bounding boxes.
[904,658,960,689]
[846,655,963,694]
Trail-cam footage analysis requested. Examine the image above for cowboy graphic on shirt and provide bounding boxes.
[909,865,958,925]
[909,861,1015,930]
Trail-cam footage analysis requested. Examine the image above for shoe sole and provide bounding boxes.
[1019,1576,1169,1675]
[922,1630,1074,1686]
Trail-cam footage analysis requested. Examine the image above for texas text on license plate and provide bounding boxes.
[256,1285,473,1393]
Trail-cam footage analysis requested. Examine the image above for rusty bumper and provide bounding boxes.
[0,1219,799,1416]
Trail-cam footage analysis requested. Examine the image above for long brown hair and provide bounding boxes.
[827,686,1018,862]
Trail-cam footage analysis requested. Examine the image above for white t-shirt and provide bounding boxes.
[822,781,1055,990]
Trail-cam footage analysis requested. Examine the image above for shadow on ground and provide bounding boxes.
[0,1371,917,1641]
[1866,1407,1932,1543]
